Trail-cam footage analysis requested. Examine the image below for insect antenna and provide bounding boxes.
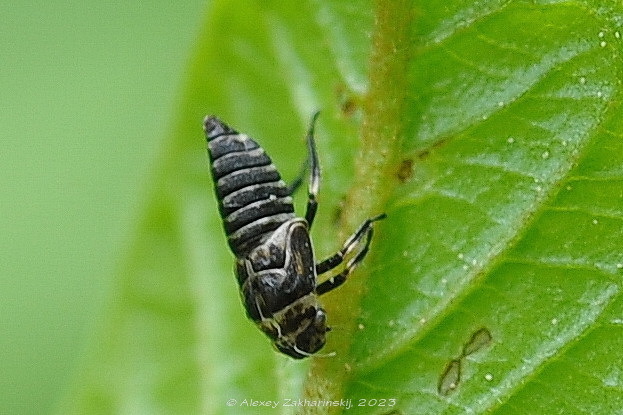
[291,344,336,358]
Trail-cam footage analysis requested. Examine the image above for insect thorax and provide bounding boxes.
[233,219,327,358]
[236,219,316,317]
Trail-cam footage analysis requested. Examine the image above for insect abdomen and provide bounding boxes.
[204,116,295,257]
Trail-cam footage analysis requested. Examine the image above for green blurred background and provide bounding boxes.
[0,2,205,413]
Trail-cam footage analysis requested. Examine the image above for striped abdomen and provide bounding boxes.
[204,116,296,258]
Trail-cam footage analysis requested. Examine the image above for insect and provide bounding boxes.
[203,112,385,358]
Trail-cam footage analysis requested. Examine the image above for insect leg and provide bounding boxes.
[304,111,321,228]
[315,213,385,274]
[315,213,386,295]
[316,225,374,295]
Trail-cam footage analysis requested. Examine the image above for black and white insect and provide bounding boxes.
[203,113,385,358]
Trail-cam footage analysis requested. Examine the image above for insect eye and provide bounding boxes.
[313,308,327,326]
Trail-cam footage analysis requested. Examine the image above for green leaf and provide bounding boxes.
[61,0,623,414]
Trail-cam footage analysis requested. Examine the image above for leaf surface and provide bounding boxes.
[62,1,623,414]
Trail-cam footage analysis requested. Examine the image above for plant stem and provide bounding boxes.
[303,1,414,413]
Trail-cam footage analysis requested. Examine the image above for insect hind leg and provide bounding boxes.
[315,213,386,295]
[304,111,321,228]
[287,112,321,229]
